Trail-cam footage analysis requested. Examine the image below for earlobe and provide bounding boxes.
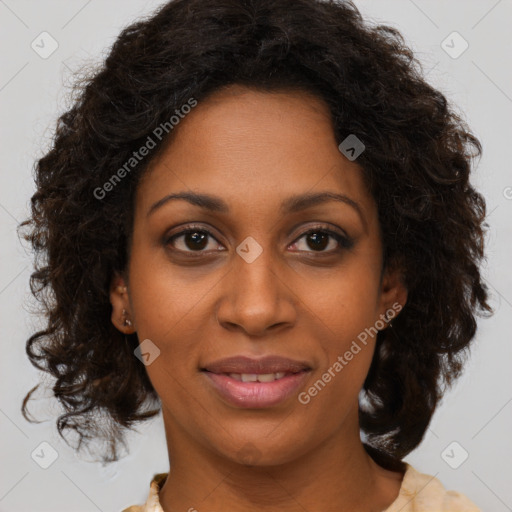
[379,265,408,327]
[109,273,136,333]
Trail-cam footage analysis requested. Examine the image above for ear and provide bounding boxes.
[376,263,408,328]
[109,272,136,334]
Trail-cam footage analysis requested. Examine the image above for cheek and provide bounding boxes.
[126,250,212,395]
[126,263,206,411]
[300,254,382,340]
[297,254,382,396]
[299,296,379,422]
[128,244,206,338]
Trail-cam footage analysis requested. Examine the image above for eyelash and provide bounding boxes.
[164,223,354,256]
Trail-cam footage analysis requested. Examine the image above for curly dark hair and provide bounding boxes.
[20,0,492,467]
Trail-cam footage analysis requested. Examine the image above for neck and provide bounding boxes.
[158,407,404,512]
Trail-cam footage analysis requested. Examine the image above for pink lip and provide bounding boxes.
[203,370,311,408]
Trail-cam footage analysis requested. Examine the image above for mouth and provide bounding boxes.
[201,355,311,375]
[201,368,311,408]
[208,371,299,382]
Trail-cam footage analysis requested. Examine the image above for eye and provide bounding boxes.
[165,225,223,253]
[164,223,354,255]
[290,225,354,253]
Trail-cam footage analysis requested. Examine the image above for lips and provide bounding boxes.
[201,355,311,375]
[201,355,312,408]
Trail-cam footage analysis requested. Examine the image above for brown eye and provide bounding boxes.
[291,227,354,253]
[304,232,331,251]
[164,223,353,257]
[166,227,222,253]
[180,230,209,251]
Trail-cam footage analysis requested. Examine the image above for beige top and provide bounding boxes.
[121,463,480,511]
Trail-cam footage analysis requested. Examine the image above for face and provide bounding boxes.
[110,85,407,467]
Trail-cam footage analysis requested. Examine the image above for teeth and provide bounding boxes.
[229,372,288,382]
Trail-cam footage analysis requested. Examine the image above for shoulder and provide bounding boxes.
[385,464,481,512]
[120,472,168,512]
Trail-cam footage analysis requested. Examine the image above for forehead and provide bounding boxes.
[136,85,374,219]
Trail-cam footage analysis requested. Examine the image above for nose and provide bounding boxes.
[215,243,297,337]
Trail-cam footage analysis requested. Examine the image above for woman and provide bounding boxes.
[20,0,492,510]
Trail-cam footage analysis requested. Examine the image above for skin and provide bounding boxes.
[110,85,408,512]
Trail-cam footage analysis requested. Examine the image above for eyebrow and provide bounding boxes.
[147,191,366,229]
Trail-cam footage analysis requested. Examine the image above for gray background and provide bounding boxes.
[1,1,511,510]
